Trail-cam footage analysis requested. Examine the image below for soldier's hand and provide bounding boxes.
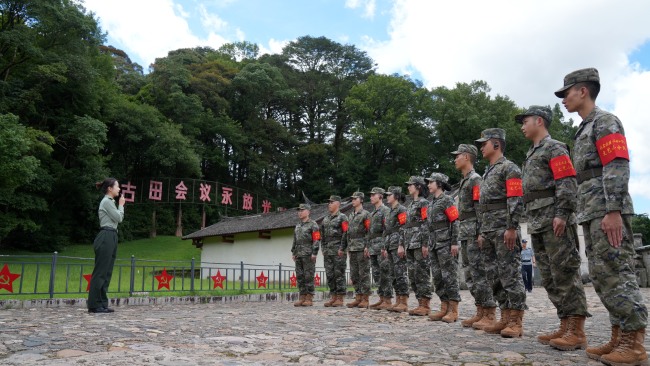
[381,249,388,258]
[477,235,484,249]
[363,247,370,258]
[504,228,517,251]
[397,245,405,258]
[311,255,317,263]
[450,245,459,257]
[552,217,567,237]
[118,196,126,206]
[338,249,344,257]
[601,211,624,248]
[421,246,429,258]
[292,255,296,262]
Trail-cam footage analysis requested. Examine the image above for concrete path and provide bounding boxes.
[0,286,648,365]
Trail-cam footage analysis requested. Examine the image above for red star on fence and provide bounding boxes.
[256,271,268,288]
[314,273,321,286]
[155,268,174,290]
[0,264,20,293]
[211,270,226,289]
[289,273,297,288]
[83,274,92,292]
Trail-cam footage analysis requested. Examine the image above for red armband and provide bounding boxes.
[420,207,428,220]
[341,221,349,232]
[549,155,577,180]
[506,178,523,197]
[397,212,407,225]
[312,231,321,241]
[363,219,370,231]
[596,133,630,166]
[444,206,459,222]
[472,185,480,201]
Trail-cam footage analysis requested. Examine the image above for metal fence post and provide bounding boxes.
[49,251,58,299]
[278,263,282,290]
[240,261,244,292]
[190,258,195,292]
[129,255,135,295]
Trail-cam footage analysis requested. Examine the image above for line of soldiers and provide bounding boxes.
[290,68,647,366]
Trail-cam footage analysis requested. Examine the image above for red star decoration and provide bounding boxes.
[155,268,174,290]
[314,273,321,286]
[256,271,268,288]
[83,274,92,292]
[211,270,226,289]
[0,264,20,293]
[289,272,297,288]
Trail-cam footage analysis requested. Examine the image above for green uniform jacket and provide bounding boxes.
[291,219,322,257]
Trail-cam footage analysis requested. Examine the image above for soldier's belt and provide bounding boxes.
[428,220,449,231]
[458,211,476,221]
[347,233,366,239]
[369,232,383,239]
[476,201,507,212]
[404,221,425,229]
[384,228,400,235]
[576,167,603,184]
[523,189,555,204]
[323,238,341,245]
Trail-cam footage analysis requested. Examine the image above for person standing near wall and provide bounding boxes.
[367,187,391,310]
[382,186,410,312]
[520,239,535,293]
[342,192,372,308]
[321,196,349,307]
[291,203,321,307]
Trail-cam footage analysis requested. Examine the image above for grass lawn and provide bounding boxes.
[0,236,339,300]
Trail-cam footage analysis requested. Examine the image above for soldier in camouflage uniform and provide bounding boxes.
[516,105,590,350]
[452,144,498,328]
[555,68,647,365]
[425,173,461,323]
[291,203,321,307]
[367,187,391,310]
[382,186,410,312]
[474,128,527,338]
[402,176,432,316]
[341,192,371,308]
[320,196,349,307]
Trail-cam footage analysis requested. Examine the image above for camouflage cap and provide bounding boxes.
[475,128,506,145]
[425,172,449,183]
[350,191,364,199]
[369,187,385,195]
[451,144,478,156]
[385,186,402,196]
[328,195,342,202]
[514,105,553,125]
[554,67,600,98]
[405,176,425,185]
[297,203,311,210]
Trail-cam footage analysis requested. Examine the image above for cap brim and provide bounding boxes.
[514,113,528,124]
[385,192,394,195]
[405,181,414,185]
[554,84,573,98]
[474,137,489,147]
[328,199,340,202]
[450,150,462,155]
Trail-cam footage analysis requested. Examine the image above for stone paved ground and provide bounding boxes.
[0,286,648,365]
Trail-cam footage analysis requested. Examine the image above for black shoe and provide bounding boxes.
[105,307,115,313]
[88,307,111,313]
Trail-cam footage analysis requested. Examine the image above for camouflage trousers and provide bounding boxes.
[323,254,347,295]
[406,248,432,299]
[385,248,409,296]
[377,252,393,298]
[349,251,371,295]
[583,216,647,331]
[430,244,461,302]
[461,237,496,308]
[370,254,381,288]
[531,225,589,318]
[295,256,316,295]
[482,229,527,310]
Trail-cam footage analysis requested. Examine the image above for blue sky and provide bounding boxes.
[85,0,650,215]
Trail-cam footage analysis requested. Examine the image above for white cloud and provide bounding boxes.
[365,0,650,212]
[85,0,229,67]
[198,4,227,30]
[259,38,290,56]
[345,0,376,18]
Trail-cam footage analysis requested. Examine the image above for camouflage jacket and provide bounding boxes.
[341,208,370,252]
[320,211,348,256]
[522,135,578,234]
[573,106,634,224]
[383,202,407,251]
[427,193,459,249]
[368,204,389,255]
[477,156,523,233]
[401,196,430,250]
[291,219,321,257]
[458,169,481,240]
